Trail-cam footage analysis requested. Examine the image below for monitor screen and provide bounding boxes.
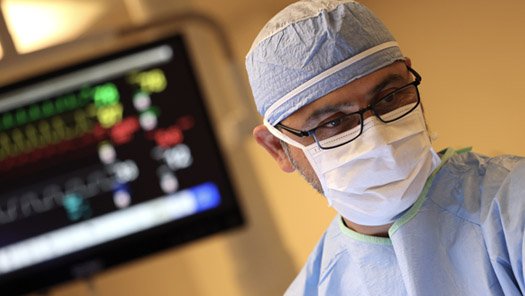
[0,34,244,294]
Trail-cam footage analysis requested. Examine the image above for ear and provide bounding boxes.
[253,125,295,173]
[404,56,412,68]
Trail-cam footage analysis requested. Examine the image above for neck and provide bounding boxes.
[342,217,392,237]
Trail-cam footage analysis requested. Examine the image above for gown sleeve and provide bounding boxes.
[482,158,525,294]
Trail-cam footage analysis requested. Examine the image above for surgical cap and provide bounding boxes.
[246,0,404,126]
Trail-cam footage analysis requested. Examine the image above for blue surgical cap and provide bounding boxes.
[246,0,404,126]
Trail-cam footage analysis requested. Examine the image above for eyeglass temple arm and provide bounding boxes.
[407,66,422,82]
[275,123,311,138]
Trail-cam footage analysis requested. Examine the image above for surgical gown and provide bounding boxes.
[286,149,525,295]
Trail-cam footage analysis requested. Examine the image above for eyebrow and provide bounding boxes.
[305,102,354,128]
[304,72,408,127]
[371,73,406,98]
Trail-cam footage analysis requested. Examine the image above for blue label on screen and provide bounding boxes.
[191,182,221,212]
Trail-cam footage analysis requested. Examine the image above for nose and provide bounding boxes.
[361,105,376,120]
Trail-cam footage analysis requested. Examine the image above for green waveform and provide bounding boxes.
[94,83,120,108]
[0,83,119,132]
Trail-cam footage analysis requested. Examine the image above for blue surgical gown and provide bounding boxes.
[286,149,525,295]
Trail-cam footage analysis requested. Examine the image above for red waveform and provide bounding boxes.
[144,115,194,148]
[93,124,107,141]
[153,126,184,148]
[0,116,141,172]
[176,115,195,131]
[110,117,140,145]
[0,132,102,173]
[0,115,187,172]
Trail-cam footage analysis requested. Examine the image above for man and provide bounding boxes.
[245,0,525,295]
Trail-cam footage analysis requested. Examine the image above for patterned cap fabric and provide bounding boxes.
[246,0,404,125]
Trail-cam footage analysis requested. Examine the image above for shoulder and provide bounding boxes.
[448,152,525,285]
[427,151,525,225]
[285,216,346,295]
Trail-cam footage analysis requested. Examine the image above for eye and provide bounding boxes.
[375,87,398,102]
[319,116,343,129]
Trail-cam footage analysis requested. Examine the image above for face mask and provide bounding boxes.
[265,105,441,226]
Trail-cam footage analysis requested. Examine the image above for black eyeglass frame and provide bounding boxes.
[275,67,422,149]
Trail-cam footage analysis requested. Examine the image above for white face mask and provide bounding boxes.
[265,105,441,226]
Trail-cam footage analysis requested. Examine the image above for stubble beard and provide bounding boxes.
[281,141,324,195]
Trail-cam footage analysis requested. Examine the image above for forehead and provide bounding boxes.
[282,62,409,127]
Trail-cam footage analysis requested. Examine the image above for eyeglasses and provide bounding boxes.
[276,67,422,150]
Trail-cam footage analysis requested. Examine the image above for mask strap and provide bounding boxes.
[263,118,306,149]
[263,118,332,205]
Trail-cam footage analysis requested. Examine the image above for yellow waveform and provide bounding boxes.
[0,105,97,161]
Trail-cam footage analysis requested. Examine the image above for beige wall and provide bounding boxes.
[361,0,525,157]
[5,0,524,295]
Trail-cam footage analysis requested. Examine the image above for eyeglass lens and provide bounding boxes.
[315,84,419,149]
